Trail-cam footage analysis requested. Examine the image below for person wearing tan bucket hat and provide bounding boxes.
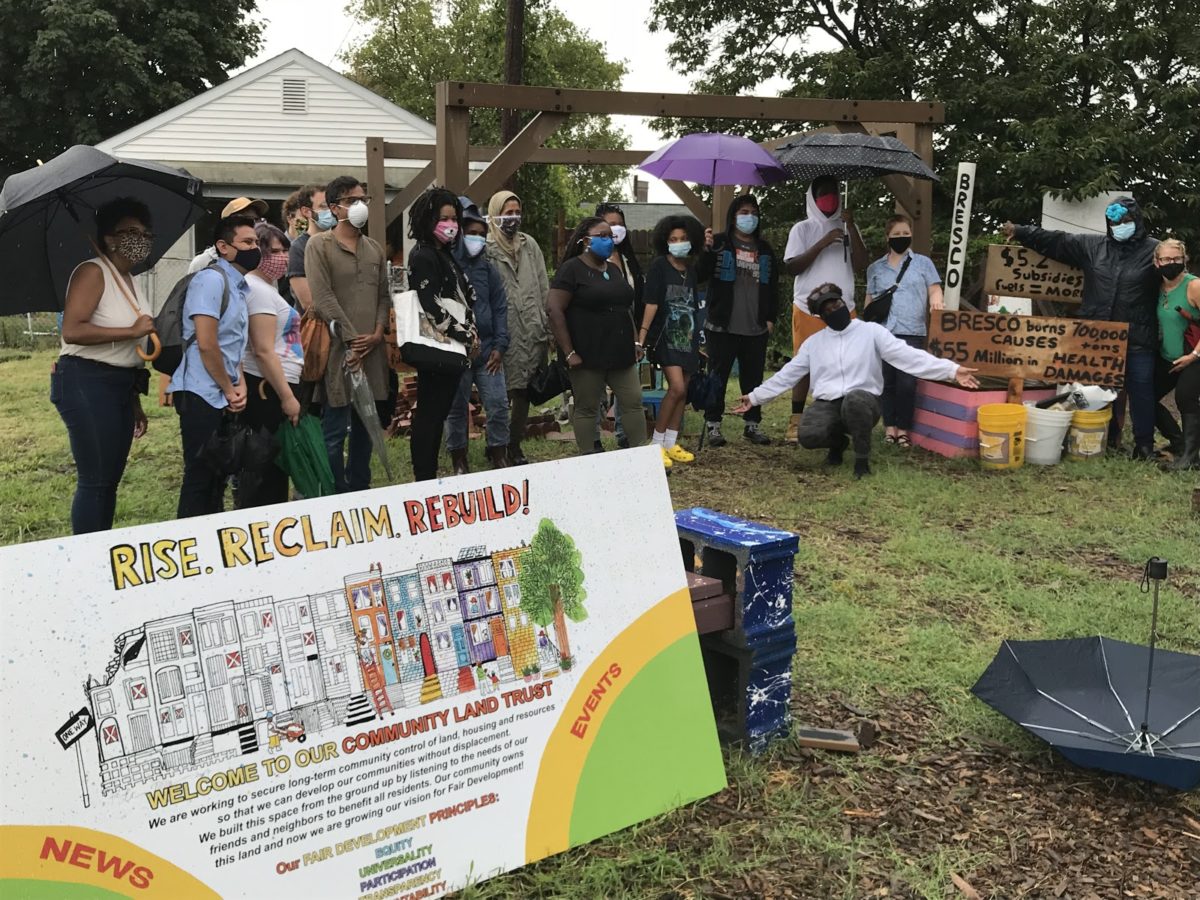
[188,197,270,274]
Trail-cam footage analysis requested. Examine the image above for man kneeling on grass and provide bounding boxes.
[733,283,980,478]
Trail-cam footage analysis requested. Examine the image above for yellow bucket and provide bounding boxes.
[1066,408,1113,460]
[977,403,1027,470]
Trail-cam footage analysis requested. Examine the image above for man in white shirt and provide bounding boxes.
[734,283,979,478]
[782,177,868,441]
[187,197,269,273]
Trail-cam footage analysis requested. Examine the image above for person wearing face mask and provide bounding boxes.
[1152,239,1200,470]
[305,175,391,493]
[167,216,256,516]
[187,197,269,274]
[695,193,777,447]
[782,177,869,443]
[485,190,550,465]
[445,196,510,474]
[863,214,944,447]
[287,182,332,312]
[594,202,646,449]
[406,188,479,481]
[547,216,648,454]
[639,215,706,468]
[1002,197,1160,458]
[52,197,157,534]
[733,283,979,478]
[238,222,305,507]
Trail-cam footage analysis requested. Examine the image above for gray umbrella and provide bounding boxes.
[772,133,940,183]
[0,144,205,314]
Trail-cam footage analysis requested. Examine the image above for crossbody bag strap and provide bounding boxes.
[893,254,913,287]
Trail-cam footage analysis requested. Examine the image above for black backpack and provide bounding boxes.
[148,263,230,374]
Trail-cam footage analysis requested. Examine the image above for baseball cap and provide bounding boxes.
[220,197,269,219]
[807,283,844,316]
[458,195,486,225]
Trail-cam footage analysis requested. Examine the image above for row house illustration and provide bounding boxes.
[492,546,538,675]
[456,546,508,671]
[344,565,398,716]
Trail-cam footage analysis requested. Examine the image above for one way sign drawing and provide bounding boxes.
[56,707,94,750]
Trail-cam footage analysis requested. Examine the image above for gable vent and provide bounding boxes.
[281,78,308,114]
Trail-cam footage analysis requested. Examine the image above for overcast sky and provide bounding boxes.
[241,0,789,202]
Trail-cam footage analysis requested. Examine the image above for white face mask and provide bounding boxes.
[346,200,369,229]
[611,224,628,245]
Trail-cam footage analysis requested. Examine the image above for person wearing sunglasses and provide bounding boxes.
[733,283,979,478]
[1002,197,1160,458]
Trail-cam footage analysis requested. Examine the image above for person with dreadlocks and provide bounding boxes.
[407,187,479,482]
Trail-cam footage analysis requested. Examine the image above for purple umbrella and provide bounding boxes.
[638,133,789,186]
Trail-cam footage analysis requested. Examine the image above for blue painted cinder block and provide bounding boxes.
[676,508,799,750]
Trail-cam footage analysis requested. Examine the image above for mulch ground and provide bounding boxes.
[665,689,1200,900]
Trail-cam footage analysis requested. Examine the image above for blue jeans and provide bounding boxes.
[322,404,373,493]
[1126,349,1157,448]
[445,358,510,451]
[50,356,138,534]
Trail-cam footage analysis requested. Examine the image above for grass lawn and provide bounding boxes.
[2,347,1197,898]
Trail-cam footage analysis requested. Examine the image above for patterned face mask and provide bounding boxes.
[111,232,152,266]
[257,251,289,283]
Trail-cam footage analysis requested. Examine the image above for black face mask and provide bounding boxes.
[821,305,852,331]
[1158,262,1186,281]
[233,247,262,272]
[888,236,912,254]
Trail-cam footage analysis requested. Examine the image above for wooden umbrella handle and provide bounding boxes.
[138,331,162,361]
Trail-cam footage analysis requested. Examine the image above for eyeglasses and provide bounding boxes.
[114,228,153,240]
[1157,256,1185,265]
[336,196,371,207]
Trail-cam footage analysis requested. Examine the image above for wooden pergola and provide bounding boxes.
[366,82,944,252]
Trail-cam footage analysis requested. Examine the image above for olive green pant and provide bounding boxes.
[567,365,646,453]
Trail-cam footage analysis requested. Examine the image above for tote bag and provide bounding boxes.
[392,290,471,374]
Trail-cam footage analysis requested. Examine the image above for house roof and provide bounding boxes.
[96,48,434,154]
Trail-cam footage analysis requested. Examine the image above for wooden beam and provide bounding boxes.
[663,180,710,222]
[383,160,436,227]
[711,185,734,233]
[384,142,650,166]
[435,83,471,193]
[365,136,387,245]
[912,124,935,255]
[440,81,944,124]
[467,111,569,201]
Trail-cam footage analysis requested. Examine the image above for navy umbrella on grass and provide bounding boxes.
[0,145,205,314]
[972,559,1199,790]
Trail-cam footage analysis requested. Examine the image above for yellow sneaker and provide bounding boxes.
[785,413,801,444]
[658,446,674,468]
[665,444,695,463]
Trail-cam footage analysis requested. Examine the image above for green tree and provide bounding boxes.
[344,0,630,251]
[518,518,587,647]
[0,0,263,180]
[648,0,1200,248]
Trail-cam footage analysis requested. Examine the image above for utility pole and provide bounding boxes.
[500,0,526,192]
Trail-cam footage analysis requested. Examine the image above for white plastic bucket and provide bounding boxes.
[1023,403,1074,466]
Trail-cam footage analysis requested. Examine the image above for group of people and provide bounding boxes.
[49,172,1197,536]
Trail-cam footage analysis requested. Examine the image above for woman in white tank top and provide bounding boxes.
[51,198,157,534]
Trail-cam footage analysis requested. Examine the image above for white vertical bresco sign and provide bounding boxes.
[943,162,977,311]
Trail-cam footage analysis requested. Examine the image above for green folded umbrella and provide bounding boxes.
[276,414,336,499]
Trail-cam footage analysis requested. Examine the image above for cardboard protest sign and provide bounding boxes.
[0,448,726,898]
[983,245,1084,304]
[927,311,1127,388]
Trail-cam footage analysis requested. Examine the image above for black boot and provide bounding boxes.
[1164,414,1200,471]
[450,448,470,476]
[1156,404,1184,457]
[1131,444,1156,461]
[853,457,871,479]
[825,436,847,466]
[487,445,511,469]
[507,442,528,466]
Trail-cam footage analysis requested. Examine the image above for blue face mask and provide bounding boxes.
[463,234,487,257]
[735,214,759,234]
[668,241,692,258]
[588,236,615,260]
[1111,222,1136,242]
[316,209,336,231]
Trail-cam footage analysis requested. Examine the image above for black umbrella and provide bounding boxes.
[972,559,1200,790]
[0,145,205,314]
[772,133,940,183]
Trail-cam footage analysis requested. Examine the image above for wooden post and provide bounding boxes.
[1007,377,1024,405]
[365,137,387,245]
[913,124,935,255]
[501,0,525,146]
[711,184,734,233]
[435,83,471,194]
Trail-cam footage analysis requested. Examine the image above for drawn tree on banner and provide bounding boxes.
[518,518,587,665]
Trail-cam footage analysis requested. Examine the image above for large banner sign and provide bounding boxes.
[983,245,1084,304]
[927,310,1128,388]
[1,449,726,898]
